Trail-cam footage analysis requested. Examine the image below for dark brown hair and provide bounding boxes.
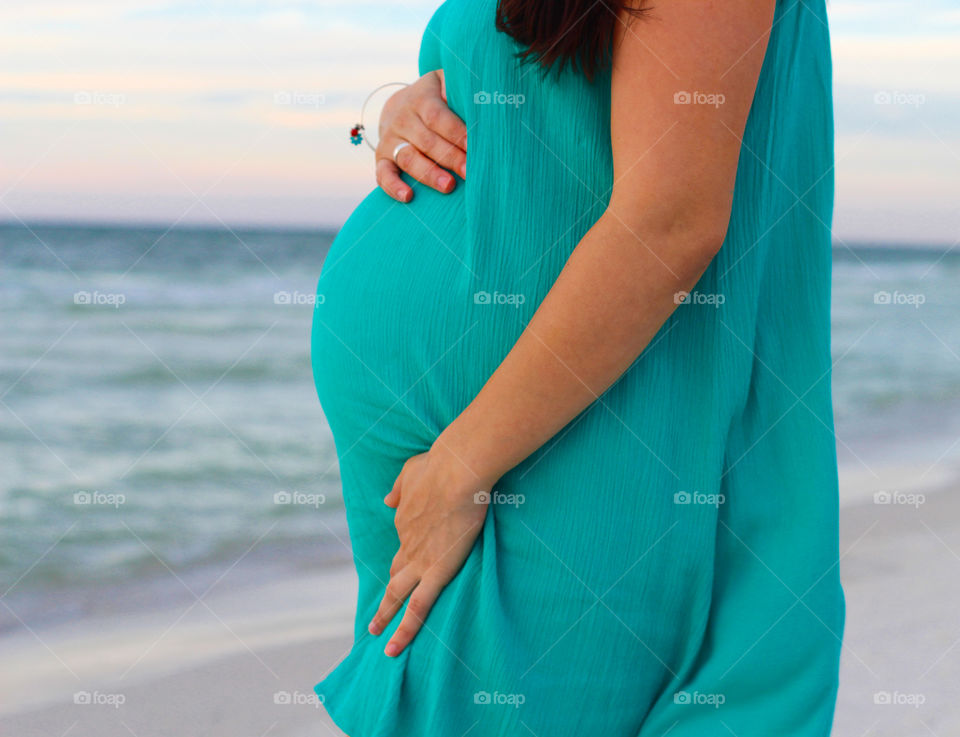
[495,0,649,81]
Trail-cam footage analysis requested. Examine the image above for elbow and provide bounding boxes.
[608,184,732,251]
[693,216,730,259]
[660,201,732,260]
[675,215,729,280]
[604,198,731,273]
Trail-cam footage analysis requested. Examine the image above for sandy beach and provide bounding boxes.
[0,563,357,737]
[1,476,957,737]
[833,482,960,736]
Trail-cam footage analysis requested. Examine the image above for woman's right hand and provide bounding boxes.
[375,70,467,203]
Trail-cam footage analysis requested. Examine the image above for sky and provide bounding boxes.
[1,0,958,245]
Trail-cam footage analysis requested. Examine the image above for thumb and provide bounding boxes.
[384,471,403,507]
[436,69,447,103]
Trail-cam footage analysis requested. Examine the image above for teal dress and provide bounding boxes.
[311,0,844,734]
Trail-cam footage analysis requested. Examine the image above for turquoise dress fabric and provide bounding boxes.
[311,0,844,734]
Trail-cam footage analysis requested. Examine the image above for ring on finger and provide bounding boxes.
[392,141,412,163]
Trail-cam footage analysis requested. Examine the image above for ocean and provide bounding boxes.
[1,223,958,630]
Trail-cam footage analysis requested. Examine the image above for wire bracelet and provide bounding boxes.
[350,82,410,150]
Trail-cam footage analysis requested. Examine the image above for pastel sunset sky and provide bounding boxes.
[1,0,958,244]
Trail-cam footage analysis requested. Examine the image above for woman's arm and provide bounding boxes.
[436,0,776,481]
[371,0,776,656]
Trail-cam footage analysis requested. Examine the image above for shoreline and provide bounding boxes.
[0,562,357,722]
[2,481,958,736]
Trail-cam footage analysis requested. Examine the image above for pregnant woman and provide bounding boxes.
[311,0,844,735]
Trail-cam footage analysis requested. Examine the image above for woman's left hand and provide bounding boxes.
[368,446,494,656]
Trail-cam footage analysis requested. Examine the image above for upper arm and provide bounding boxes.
[608,0,776,243]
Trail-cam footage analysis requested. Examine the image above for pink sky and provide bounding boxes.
[1,0,959,244]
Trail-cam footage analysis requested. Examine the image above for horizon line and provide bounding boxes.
[0,218,956,252]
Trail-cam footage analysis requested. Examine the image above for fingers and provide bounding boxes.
[374,158,413,203]
[381,137,457,194]
[372,67,466,200]
[399,106,467,178]
[384,574,444,657]
[418,102,467,173]
[369,564,418,637]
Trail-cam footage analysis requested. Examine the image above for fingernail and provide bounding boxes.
[384,642,400,657]
[459,162,466,178]
[439,175,453,190]
[368,620,381,635]
[398,188,411,202]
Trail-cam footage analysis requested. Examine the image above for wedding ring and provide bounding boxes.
[392,141,412,162]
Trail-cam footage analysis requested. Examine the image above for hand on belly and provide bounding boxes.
[365,445,496,656]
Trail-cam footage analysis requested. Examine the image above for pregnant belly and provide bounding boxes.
[311,183,524,443]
